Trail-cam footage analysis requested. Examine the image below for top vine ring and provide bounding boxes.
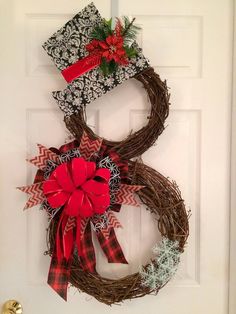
[43,3,170,159]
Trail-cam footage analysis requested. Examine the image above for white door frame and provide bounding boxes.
[230,1,236,313]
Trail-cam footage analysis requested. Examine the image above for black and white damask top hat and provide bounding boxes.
[43,2,149,116]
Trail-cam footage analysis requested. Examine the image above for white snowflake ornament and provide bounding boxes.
[140,237,181,290]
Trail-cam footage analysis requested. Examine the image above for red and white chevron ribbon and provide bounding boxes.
[17,182,45,209]
[98,211,122,239]
[108,211,122,229]
[80,217,89,236]
[115,184,144,206]
[27,144,59,170]
[63,217,89,237]
[63,216,76,236]
[79,132,102,160]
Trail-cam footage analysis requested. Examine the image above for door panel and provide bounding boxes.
[0,0,232,313]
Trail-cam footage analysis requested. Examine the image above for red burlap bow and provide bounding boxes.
[43,157,110,261]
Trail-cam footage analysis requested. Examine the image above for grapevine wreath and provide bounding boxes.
[18,2,189,305]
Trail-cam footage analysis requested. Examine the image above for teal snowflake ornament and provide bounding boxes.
[140,238,181,291]
[140,262,160,290]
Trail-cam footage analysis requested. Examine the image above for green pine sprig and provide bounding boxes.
[122,16,141,46]
[124,46,138,58]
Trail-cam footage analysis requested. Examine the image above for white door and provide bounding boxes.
[0,0,232,313]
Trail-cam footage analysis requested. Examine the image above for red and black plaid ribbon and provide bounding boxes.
[47,256,72,301]
[97,228,128,264]
[79,221,96,272]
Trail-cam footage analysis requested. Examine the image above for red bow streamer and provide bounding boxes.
[61,35,128,83]
[18,132,144,300]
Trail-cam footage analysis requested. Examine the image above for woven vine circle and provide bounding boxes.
[65,67,170,160]
[48,160,189,305]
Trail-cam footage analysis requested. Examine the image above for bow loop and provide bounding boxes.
[71,157,88,187]
[78,194,94,218]
[64,189,84,217]
[94,168,111,182]
[53,163,75,192]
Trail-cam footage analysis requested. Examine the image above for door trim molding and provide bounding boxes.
[229,0,236,313]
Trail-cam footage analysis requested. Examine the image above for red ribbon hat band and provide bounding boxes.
[61,35,130,83]
[61,54,101,83]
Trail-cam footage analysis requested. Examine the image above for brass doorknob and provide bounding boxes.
[1,300,23,314]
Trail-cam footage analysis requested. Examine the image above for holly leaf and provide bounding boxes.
[99,58,110,76]
[103,18,113,36]
[99,58,118,76]
[124,46,138,58]
[108,60,118,74]
[104,18,113,31]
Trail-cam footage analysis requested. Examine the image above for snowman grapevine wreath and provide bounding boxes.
[18,3,189,305]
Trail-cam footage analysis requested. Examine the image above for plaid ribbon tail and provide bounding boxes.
[47,256,71,301]
[79,222,97,272]
[97,228,128,264]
